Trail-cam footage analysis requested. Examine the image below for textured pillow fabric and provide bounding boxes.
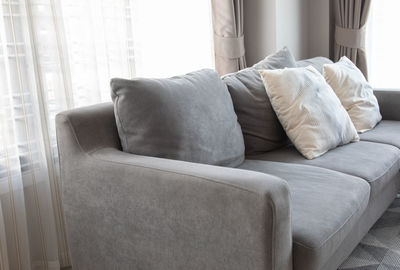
[259,66,359,159]
[222,47,296,154]
[323,56,382,133]
[222,68,288,154]
[111,69,245,167]
[252,46,296,70]
[296,56,333,74]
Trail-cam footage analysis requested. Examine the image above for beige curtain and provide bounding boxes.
[211,0,246,75]
[334,0,371,79]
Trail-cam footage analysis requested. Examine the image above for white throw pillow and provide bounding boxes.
[323,56,382,133]
[259,66,359,159]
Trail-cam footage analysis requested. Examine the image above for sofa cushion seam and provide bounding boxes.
[360,137,400,154]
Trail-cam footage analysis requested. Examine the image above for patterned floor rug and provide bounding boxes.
[339,197,400,270]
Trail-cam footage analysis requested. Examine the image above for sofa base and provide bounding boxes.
[320,172,400,270]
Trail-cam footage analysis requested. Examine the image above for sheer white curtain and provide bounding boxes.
[366,0,400,89]
[0,0,214,269]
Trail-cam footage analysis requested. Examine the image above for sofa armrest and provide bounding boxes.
[374,89,400,120]
[56,110,292,270]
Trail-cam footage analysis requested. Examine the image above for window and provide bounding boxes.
[0,1,215,268]
[0,0,215,182]
[366,0,400,89]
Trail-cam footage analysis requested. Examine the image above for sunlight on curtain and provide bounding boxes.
[0,0,214,269]
[366,0,400,89]
[131,0,214,78]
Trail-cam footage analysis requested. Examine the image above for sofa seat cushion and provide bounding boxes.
[360,120,400,149]
[239,160,370,270]
[248,141,400,199]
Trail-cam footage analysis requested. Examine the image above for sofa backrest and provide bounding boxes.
[55,56,335,158]
[296,56,333,73]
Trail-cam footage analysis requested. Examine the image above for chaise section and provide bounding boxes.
[56,103,293,270]
[360,120,400,148]
[239,161,370,270]
[248,141,400,199]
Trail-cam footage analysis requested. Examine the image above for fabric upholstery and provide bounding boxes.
[323,174,400,270]
[111,69,245,167]
[56,103,292,270]
[222,47,296,154]
[239,160,370,270]
[57,101,400,270]
[374,90,400,121]
[211,0,246,75]
[223,68,288,154]
[324,56,381,133]
[259,66,359,159]
[296,56,333,74]
[360,120,400,148]
[334,0,371,78]
[249,141,400,199]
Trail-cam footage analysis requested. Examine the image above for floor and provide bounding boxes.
[339,197,400,269]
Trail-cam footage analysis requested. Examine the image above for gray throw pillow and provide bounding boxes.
[222,47,296,154]
[252,46,296,70]
[296,56,333,74]
[111,69,245,167]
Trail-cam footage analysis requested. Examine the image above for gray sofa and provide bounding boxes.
[57,67,400,269]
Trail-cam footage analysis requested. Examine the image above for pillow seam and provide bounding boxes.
[114,94,129,150]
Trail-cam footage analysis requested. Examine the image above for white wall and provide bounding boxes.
[244,0,330,65]
[243,0,277,66]
[307,0,330,58]
[275,0,308,60]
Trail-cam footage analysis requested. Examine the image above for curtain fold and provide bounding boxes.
[211,0,246,75]
[334,0,371,79]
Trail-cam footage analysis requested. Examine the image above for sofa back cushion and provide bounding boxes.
[296,56,333,74]
[323,56,382,133]
[111,69,245,167]
[259,66,359,159]
[222,47,296,154]
[252,46,297,70]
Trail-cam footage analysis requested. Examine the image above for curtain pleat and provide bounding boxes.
[334,0,371,79]
[0,0,136,269]
[0,0,69,268]
[24,0,71,266]
[0,0,215,269]
[211,0,246,75]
